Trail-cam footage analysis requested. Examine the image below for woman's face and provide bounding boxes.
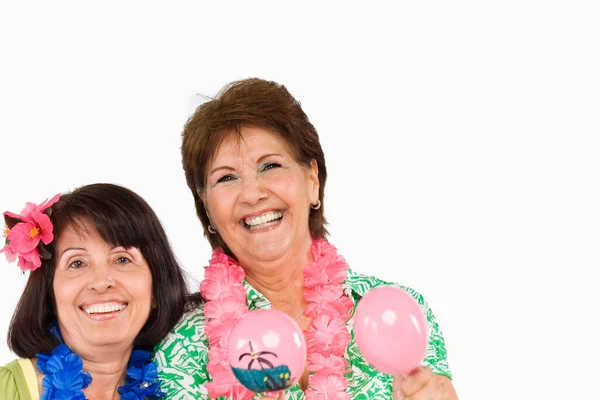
[53,219,153,355]
[202,126,319,267]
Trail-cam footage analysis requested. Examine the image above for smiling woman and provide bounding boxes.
[53,219,154,356]
[0,183,188,400]
[201,126,319,270]
[154,78,458,400]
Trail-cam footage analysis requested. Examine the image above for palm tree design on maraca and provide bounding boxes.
[239,341,277,370]
[232,341,293,392]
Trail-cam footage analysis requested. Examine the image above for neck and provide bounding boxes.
[202,237,352,399]
[241,238,312,318]
[34,348,133,400]
[80,350,131,399]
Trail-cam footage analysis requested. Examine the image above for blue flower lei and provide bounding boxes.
[36,327,164,400]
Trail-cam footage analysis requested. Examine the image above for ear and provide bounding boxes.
[308,160,320,203]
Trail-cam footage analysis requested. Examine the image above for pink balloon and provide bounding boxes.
[228,309,307,393]
[353,285,428,376]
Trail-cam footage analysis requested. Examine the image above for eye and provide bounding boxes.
[68,260,84,269]
[217,174,236,183]
[261,162,281,172]
[116,256,132,264]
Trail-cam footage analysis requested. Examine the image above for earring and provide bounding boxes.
[310,200,321,210]
[208,225,217,234]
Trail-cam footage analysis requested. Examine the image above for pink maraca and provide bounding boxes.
[228,309,307,393]
[353,285,428,376]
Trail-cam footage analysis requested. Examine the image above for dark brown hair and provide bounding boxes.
[181,78,328,254]
[7,183,188,357]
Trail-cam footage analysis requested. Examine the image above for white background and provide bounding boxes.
[1,1,598,399]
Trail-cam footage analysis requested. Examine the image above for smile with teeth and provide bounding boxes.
[243,210,283,230]
[82,302,127,314]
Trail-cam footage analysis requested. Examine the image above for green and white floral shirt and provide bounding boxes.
[154,269,452,399]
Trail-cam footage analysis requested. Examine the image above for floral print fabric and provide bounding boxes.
[154,269,452,399]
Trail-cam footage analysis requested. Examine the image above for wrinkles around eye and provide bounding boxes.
[216,174,236,184]
[261,162,281,172]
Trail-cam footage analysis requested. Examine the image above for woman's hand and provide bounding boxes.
[393,366,458,399]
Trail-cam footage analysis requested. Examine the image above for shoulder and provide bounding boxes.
[0,359,31,400]
[0,359,24,382]
[345,269,429,331]
[155,301,208,355]
[345,269,453,379]
[153,301,212,399]
[345,268,426,306]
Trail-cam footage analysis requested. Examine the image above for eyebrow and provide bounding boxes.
[208,153,283,178]
[59,245,134,259]
[256,153,283,163]
[59,247,86,257]
[208,164,234,178]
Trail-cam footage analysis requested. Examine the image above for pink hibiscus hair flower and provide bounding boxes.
[1,194,61,272]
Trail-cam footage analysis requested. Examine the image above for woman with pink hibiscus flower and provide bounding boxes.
[0,183,189,399]
[153,78,459,400]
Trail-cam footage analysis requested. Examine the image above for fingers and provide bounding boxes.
[395,366,434,397]
[393,388,405,400]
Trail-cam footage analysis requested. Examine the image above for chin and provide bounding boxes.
[246,242,291,264]
[87,332,132,347]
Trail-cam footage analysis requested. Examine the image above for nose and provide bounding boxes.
[238,175,268,205]
[87,265,116,292]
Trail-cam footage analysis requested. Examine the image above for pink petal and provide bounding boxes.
[307,372,349,399]
[207,348,231,372]
[204,318,237,347]
[231,386,255,400]
[9,194,61,222]
[30,210,54,245]
[210,248,234,266]
[19,202,38,219]
[204,263,245,283]
[311,238,339,260]
[306,390,351,400]
[3,211,27,222]
[206,369,254,399]
[306,314,350,355]
[200,278,246,301]
[305,284,343,302]
[304,265,330,288]
[37,193,61,213]
[7,222,40,253]
[305,295,352,320]
[18,249,41,271]
[0,244,18,263]
[304,246,348,287]
[307,354,350,375]
[204,295,247,320]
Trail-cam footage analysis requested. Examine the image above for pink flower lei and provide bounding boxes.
[200,238,354,400]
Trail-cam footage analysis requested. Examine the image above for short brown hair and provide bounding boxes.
[181,78,328,254]
[7,183,188,357]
